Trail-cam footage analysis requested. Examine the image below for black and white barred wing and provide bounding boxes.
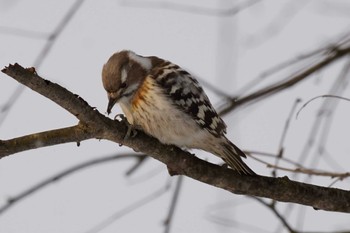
[154,64,227,137]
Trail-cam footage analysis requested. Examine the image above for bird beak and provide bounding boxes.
[107,96,118,115]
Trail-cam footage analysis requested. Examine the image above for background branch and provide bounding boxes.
[0,153,140,215]
[0,0,85,128]
[220,45,350,115]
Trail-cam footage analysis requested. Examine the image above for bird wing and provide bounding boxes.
[153,64,227,137]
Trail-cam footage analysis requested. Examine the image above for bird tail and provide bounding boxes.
[219,139,256,175]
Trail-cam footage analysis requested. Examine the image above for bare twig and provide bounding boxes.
[247,150,304,168]
[296,95,350,119]
[278,99,302,150]
[0,0,85,129]
[164,176,183,233]
[0,153,140,215]
[0,26,50,39]
[295,59,350,176]
[254,197,350,233]
[125,154,148,176]
[195,76,232,99]
[249,152,350,178]
[244,1,310,47]
[34,0,86,68]
[120,0,261,17]
[206,200,270,233]
[219,45,350,115]
[272,99,301,177]
[253,198,295,233]
[236,32,350,97]
[83,180,171,233]
[279,61,350,231]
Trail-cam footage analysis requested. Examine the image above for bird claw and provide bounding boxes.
[118,118,138,146]
[124,124,138,140]
[114,113,126,121]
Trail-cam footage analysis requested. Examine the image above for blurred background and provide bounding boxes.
[1,0,350,232]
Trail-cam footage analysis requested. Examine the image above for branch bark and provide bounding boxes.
[0,124,93,158]
[1,63,350,213]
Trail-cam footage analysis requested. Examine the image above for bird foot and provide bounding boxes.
[124,123,138,140]
[115,114,137,146]
[114,113,126,121]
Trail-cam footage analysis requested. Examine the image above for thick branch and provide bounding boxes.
[2,64,350,213]
[0,123,94,158]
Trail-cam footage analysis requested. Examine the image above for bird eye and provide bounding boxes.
[120,82,127,88]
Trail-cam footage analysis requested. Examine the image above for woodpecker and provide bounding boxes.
[102,50,255,175]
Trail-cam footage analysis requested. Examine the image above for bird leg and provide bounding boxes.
[124,123,138,140]
[114,114,138,146]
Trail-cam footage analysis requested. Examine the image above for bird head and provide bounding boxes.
[102,50,152,114]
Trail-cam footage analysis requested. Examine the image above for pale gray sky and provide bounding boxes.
[0,0,350,232]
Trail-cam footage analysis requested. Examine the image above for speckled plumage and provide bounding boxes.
[102,50,255,175]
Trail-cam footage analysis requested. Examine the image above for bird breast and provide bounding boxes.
[119,77,207,148]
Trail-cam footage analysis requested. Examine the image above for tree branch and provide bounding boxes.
[2,64,350,213]
[0,123,94,158]
[220,45,350,115]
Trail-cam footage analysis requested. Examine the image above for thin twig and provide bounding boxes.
[120,0,261,17]
[295,59,350,178]
[164,176,184,233]
[0,153,140,215]
[0,0,85,129]
[253,197,295,232]
[0,26,50,39]
[255,197,350,233]
[219,46,350,116]
[246,150,304,168]
[125,154,148,176]
[205,200,270,233]
[249,153,350,178]
[272,99,301,177]
[296,95,350,119]
[244,1,310,47]
[34,0,85,67]
[237,32,350,96]
[83,180,171,233]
